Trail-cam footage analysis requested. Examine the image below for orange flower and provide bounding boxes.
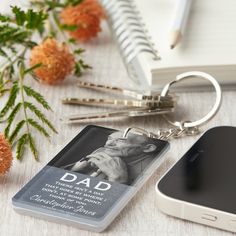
[0,133,13,176]
[30,38,75,84]
[75,0,106,20]
[60,0,106,42]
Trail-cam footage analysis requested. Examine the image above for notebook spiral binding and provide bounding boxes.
[99,0,161,83]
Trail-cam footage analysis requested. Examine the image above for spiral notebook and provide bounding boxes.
[100,0,236,90]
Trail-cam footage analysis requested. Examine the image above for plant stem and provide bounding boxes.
[0,48,27,73]
[0,48,27,97]
[19,63,30,138]
[50,11,74,52]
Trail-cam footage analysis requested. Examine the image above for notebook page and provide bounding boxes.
[134,0,236,70]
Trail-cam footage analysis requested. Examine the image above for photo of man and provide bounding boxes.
[62,130,165,185]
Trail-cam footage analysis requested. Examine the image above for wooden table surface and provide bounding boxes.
[1,2,236,236]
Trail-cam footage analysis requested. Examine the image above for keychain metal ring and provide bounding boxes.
[160,71,222,128]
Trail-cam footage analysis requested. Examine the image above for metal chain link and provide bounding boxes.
[123,126,200,141]
[150,126,200,140]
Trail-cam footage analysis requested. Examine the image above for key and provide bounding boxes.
[62,107,174,124]
[77,80,176,101]
[61,97,175,108]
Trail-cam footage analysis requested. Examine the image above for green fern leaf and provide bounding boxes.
[28,133,38,160]
[0,14,11,22]
[25,102,57,133]
[11,6,47,33]
[73,48,85,55]
[4,102,22,138]
[28,118,50,138]
[0,48,8,58]
[0,88,10,97]
[0,71,3,84]
[0,81,19,119]
[23,63,42,75]
[16,133,28,160]
[9,119,25,144]
[23,85,51,110]
[65,0,83,7]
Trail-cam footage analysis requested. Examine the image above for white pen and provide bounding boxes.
[169,0,192,49]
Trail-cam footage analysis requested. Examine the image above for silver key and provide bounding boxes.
[61,97,175,108]
[76,80,176,101]
[62,107,174,124]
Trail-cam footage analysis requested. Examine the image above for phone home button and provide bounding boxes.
[201,214,217,222]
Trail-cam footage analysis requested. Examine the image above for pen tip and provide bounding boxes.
[170,45,175,50]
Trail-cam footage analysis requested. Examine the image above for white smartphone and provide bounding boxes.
[155,126,236,233]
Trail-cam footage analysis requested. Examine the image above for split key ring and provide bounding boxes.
[160,71,222,129]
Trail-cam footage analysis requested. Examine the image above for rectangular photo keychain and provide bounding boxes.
[12,125,169,232]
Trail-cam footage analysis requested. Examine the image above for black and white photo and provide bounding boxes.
[60,130,166,185]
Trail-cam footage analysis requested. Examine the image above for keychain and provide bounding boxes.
[12,72,222,231]
[62,71,222,133]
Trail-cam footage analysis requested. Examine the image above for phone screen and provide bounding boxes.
[158,126,236,214]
